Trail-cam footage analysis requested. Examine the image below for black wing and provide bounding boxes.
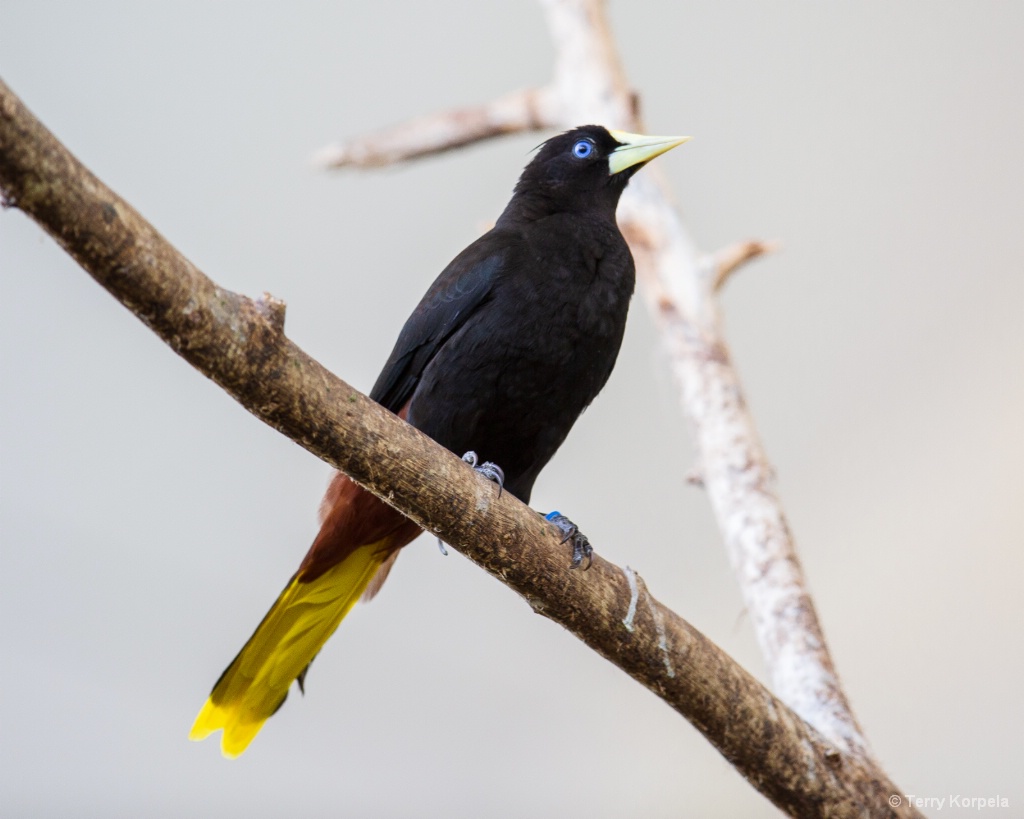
[370,239,506,413]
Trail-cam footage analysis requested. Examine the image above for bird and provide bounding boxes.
[189,124,689,758]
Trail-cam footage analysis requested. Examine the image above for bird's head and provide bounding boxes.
[505,125,689,221]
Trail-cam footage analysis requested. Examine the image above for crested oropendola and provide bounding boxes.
[190,125,689,757]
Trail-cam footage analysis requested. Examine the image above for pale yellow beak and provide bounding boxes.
[607,130,691,175]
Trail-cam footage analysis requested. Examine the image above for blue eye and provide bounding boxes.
[572,139,593,159]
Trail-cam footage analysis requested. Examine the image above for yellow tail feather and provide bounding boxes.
[189,541,388,758]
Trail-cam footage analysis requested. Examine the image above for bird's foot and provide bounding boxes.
[462,451,505,497]
[545,511,593,570]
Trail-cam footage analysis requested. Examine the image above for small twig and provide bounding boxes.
[709,239,780,292]
[313,87,555,169]
[255,292,287,332]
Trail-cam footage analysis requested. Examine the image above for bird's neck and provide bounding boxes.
[496,189,621,227]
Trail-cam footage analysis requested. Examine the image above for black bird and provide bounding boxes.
[190,124,689,757]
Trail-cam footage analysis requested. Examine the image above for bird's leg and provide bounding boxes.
[461,451,505,497]
[545,511,593,570]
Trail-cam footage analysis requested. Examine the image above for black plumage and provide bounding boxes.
[373,124,668,503]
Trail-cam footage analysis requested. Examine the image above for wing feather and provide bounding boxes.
[370,241,506,412]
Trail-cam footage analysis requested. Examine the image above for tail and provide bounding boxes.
[190,473,420,758]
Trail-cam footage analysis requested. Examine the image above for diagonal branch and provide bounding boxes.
[314,0,870,764]
[1,77,916,819]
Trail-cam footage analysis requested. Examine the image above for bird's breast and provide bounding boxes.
[406,231,633,498]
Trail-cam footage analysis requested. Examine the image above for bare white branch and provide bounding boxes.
[623,187,870,757]
[313,86,557,169]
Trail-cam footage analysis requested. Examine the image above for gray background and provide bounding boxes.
[2,2,1022,817]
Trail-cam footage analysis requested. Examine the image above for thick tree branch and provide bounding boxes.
[1,77,915,818]
[316,0,871,767]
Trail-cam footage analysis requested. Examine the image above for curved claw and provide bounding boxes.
[545,511,593,570]
[462,451,505,497]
